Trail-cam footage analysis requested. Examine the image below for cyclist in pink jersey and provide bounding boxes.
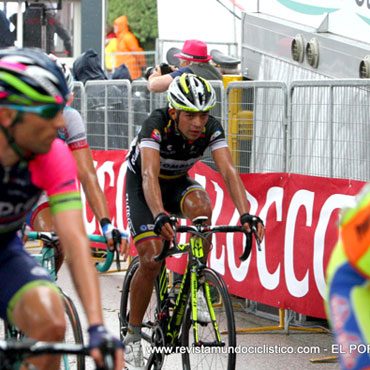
[0,48,124,370]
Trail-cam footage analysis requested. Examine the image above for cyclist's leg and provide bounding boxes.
[327,242,370,370]
[30,192,65,273]
[129,239,162,330]
[125,169,163,334]
[125,169,164,369]
[1,235,66,370]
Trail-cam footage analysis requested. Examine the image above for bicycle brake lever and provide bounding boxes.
[251,225,262,251]
[111,229,122,271]
[115,244,121,271]
[97,339,115,370]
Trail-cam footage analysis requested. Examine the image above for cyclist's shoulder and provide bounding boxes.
[143,108,170,129]
[205,115,224,133]
[63,106,82,121]
[30,139,77,190]
[62,107,85,133]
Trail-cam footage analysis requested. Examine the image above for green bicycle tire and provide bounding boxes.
[181,267,236,370]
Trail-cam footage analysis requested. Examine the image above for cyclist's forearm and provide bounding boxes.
[53,210,104,326]
[66,240,104,325]
[142,173,165,218]
[223,169,249,216]
[82,174,111,222]
[74,147,111,222]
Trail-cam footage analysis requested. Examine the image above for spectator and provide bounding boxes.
[10,3,72,56]
[73,49,129,149]
[113,15,145,80]
[105,34,117,75]
[0,9,14,47]
[105,24,116,46]
[147,39,222,92]
[73,48,108,84]
[111,63,132,82]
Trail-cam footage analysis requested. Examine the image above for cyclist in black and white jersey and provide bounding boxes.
[124,73,265,370]
[29,56,128,272]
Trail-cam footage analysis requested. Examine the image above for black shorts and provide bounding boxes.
[0,234,56,323]
[125,169,206,245]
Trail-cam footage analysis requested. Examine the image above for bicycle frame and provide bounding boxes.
[152,217,257,349]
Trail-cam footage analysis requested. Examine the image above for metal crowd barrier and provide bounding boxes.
[71,78,370,182]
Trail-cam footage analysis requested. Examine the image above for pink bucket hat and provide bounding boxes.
[174,40,213,62]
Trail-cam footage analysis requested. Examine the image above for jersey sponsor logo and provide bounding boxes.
[140,224,148,232]
[0,195,38,219]
[151,129,162,142]
[210,129,222,141]
[31,266,50,277]
[336,332,361,369]
[331,294,349,332]
[160,156,201,171]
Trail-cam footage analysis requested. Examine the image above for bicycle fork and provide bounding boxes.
[189,236,222,346]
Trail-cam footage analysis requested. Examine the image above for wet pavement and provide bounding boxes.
[58,262,340,370]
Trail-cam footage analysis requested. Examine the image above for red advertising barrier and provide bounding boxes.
[86,150,365,319]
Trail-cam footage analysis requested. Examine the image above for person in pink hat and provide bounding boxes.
[147,39,222,92]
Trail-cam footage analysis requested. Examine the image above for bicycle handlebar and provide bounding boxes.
[0,338,117,370]
[27,231,114,273]
[154,221,262,262]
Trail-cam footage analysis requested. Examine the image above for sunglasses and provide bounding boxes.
[3,104,65,119]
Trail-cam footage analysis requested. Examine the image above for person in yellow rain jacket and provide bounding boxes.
[105,36,117,73]
[112,15,145,80]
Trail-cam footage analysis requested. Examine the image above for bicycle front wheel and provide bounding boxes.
[181,267,236,370]
[62,292,85,370]
[119,256,160,363]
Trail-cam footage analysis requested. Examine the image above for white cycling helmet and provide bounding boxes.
[49,54,74,93]
[167,73,216,112]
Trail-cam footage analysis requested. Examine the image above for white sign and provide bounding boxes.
[252,0,370,44]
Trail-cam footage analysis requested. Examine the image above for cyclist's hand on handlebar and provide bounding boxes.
[88,324,125,370]
[154,212,174,240]
[101,221,129,262]
[240,213,265,243]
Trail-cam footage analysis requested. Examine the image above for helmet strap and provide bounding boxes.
[10,111,23,127]
[174,110,193,142]
[0,125,34,162]
[174,110,184,137]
